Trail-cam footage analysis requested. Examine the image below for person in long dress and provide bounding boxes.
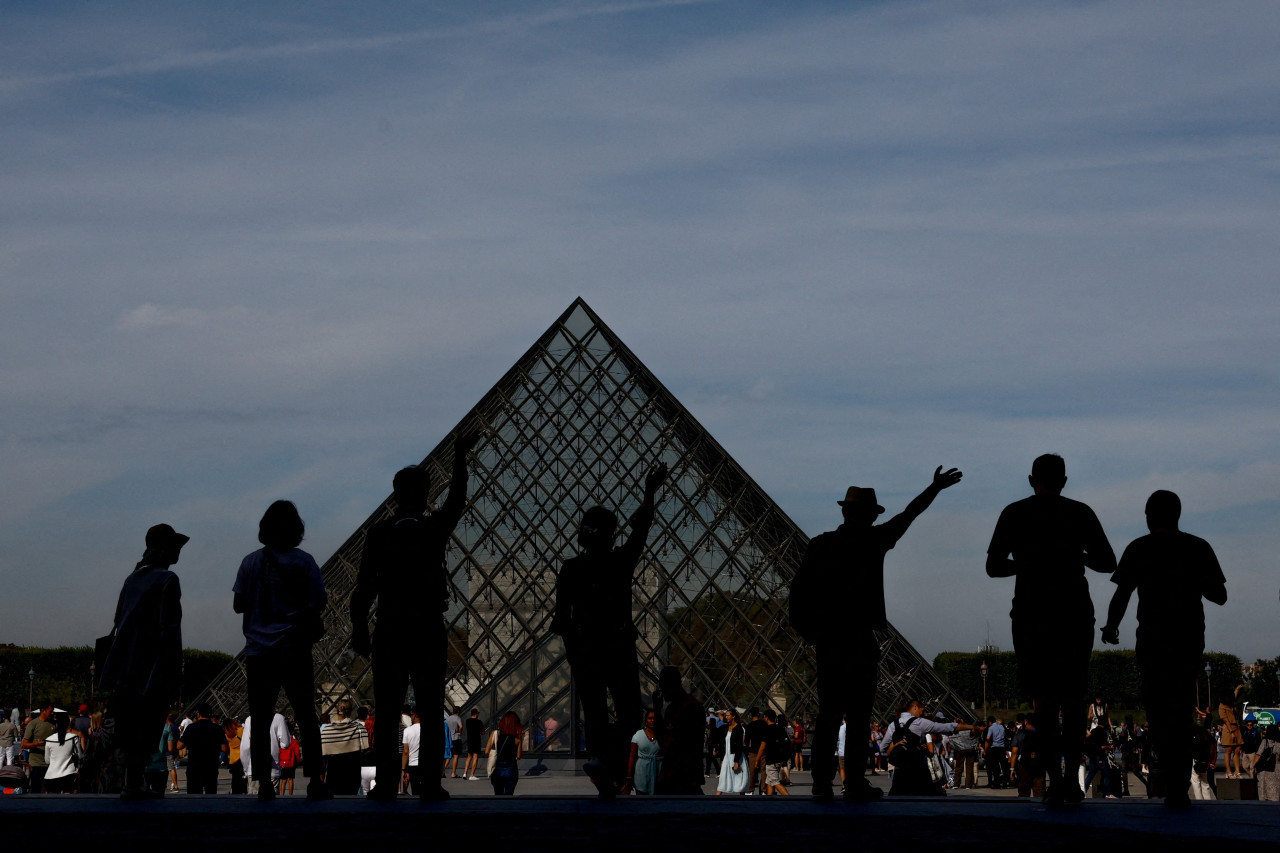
[716,709,750,795]
[625,709,661,794]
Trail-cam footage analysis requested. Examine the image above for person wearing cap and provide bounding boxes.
[988,454,1115,806]
[794,465,962,802]
[98,523,187,800]
[551,461,668,800]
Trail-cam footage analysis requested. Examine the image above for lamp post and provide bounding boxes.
[90,661,96,703]
[28,667,34,715]
[1205,661,1213,713]
[980,660,989,720]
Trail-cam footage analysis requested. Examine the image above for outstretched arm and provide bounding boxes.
[882,466,963,542]
[621,462,668,566]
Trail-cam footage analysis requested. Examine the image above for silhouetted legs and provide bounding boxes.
[245,646,325,784]
[1015,618,1091,801]
[1140,650,1197,804]
[113,690,169,795]
[373,627,446,798]
[571,639,642,789]
[812,637,878,799]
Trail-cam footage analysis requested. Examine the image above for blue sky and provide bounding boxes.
[2,0,1278,667]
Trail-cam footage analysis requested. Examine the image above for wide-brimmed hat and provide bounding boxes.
[837,487,884,514]
[145,523,190,551]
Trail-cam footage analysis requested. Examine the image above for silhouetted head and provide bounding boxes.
[838,486,884,528]
[143,523,189,567]
[1029,454,1067,495]
[258,500,305,551]
[195,703,212,719]
[578,506,618,554]
[763,709,777,723]
[658,665,687,702]
[1145,489,1181,532]
[907,700,926,717]
[392,466,430,516]
[1025,713,1037,728]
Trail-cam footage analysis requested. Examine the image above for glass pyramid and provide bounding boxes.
[194,298,970,752]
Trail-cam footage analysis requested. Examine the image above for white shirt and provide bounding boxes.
[44,732,82,780]
[881,712,959,751]
[241,712,290,779]
[836,722,846,757]
[402,722,422,767]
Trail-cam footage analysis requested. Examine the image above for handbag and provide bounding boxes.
[485,729,498,777]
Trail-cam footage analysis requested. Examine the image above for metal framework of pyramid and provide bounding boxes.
[192,298,969,751]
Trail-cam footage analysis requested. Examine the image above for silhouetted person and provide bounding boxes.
[98,523,186,800]
[987,453,1115,805]
[351,430,478,802]
[654,666,705,795]
[234,500,331,801]
[792,466,963,802]
[176,703,228,794]
[1101,489,1226,808]
[551,462,667,799]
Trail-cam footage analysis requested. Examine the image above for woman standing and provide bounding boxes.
[490,712,523,795]
[321,699,369,795]
[625,709,661,794]
[43,711,82,793]
[716,709,749,795]
[233,500,331,801]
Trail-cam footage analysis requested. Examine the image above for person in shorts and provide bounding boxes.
[463,708,485,781]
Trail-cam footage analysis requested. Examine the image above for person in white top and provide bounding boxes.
[241,712,290,787]
[43,711,83,794]
[401,709,423,796]
[881,700,975,796]
[836,719,847,791]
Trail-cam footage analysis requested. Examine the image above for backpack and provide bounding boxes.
[886,717,923,768]
[789,534,835,644]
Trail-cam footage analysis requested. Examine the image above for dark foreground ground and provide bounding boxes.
[5,790,1280,851]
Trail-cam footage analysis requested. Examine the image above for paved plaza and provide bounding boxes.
[6,769,1279,850]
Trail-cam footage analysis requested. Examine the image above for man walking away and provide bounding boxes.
[1101,489,1226,809]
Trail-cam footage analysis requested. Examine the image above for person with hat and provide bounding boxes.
[792,465,962,802]
[98,523,187,799]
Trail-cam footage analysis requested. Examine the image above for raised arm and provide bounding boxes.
[436,430,480,533]
[881,466,962,542]
[620,462,667,566]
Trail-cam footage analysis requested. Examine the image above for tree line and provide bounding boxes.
[0,645,232,710]
[931,649,1275,713]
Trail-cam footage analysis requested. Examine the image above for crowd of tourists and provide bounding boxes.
[0,698,531,797]
[3,426,1262,810]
